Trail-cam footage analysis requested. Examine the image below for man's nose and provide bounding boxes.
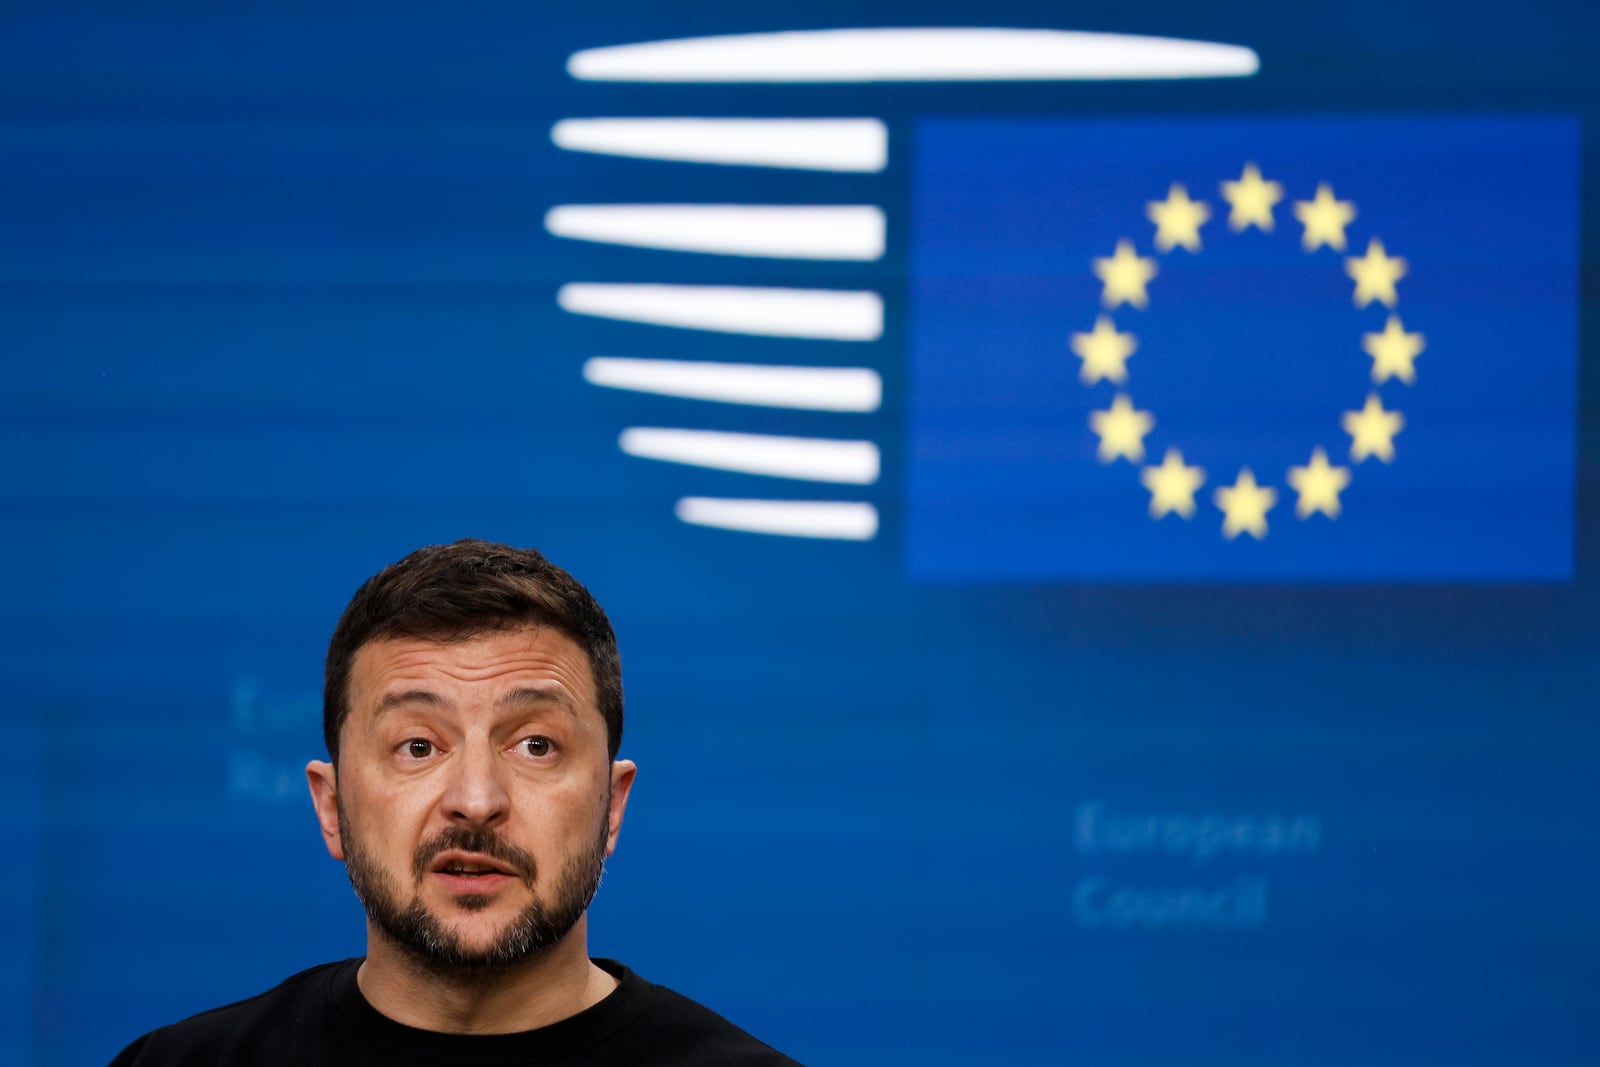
[440,740,510,826]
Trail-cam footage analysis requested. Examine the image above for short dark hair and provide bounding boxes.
[323,539,623,764]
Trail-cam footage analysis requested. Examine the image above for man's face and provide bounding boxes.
[306,626,634,975]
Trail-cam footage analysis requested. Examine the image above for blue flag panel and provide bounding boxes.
[907,117,1579,581]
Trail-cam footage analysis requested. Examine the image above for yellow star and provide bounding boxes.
[1070,315,1138,385]
[1093,239,1158,309]
[1219,163,1284,232]
[1341,393,1404,463]
[1286,447,1351,519]
[1146,183,1211,253]
[1362,314,1424,384]
[1214,468,1277,540]
[1089,393,1154,464]
[1345,239,1408,308]
[1140,448,1206,519]
[1293,182,1356,252]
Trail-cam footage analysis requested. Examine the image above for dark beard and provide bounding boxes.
[339,797,609,979]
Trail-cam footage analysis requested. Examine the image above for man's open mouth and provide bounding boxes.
[431,852,519,881]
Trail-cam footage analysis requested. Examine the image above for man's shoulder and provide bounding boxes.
[110,959,356,1065]
[606,961,802,1066]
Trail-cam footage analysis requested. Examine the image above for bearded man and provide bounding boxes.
[113,539,799,1066]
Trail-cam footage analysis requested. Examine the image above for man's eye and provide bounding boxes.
[403,739,434,759]
[521,736,553,757]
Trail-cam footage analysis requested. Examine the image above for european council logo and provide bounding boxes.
[548,28,1257,542]
[907,117,1579,581]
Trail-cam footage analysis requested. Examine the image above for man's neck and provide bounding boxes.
[354,917,619,1035]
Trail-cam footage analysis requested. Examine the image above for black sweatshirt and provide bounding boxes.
[111,958,801,1066]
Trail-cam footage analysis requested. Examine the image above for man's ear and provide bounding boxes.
[605,759,637,857]
[306,759,346,861]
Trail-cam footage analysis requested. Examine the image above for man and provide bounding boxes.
[113,539,800,1065]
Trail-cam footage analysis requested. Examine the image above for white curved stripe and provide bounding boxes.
[676,498,879,540]
[619,428,879,483]
[584,358,881,411]
[546,205,885,260]
[568,28,1259,82]
[550,118,887,172]
[558,284,882,341]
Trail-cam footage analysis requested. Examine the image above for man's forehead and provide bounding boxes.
[349,627,599,709]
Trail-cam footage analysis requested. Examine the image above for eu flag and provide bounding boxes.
[906,117,1579,581]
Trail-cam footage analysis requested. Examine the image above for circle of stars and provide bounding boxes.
[1074,162,1422,540]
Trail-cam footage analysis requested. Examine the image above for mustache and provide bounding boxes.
[411,825,537,888]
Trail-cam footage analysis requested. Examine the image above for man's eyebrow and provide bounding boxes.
[374,690,449,716]
[497,685,577,715]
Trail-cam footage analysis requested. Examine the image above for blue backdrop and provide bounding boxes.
[4,3,1598,1065]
